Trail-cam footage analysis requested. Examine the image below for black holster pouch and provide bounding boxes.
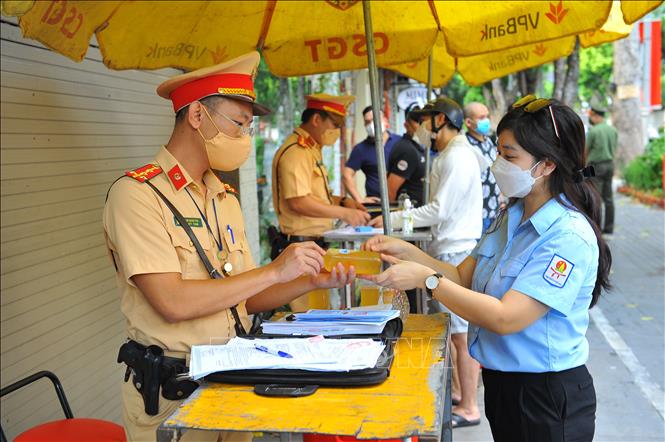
[268,225,290,261]
[118,340,199,416]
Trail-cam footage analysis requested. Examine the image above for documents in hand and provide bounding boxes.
[260,309,400,336]
[189,336,386,380]
[324,226,384,236]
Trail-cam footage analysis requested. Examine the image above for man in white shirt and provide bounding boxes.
[370,97,484,428]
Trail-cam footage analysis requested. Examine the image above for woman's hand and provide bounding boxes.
[311,262,356,289]
[362,235,418,261]
[359,254,436,291]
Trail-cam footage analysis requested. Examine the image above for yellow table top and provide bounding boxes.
[160,313,450,439]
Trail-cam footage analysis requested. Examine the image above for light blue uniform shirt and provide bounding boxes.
[468,196,599,373]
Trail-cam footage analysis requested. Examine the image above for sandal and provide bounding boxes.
[451,413,480,428]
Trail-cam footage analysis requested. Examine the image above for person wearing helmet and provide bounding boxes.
[385,103,427,206]
[370,96,486,428]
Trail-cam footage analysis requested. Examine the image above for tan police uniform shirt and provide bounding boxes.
[103,147,254,355]
[272,127,335,236]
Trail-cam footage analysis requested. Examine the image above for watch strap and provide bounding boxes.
[425,273,443,297]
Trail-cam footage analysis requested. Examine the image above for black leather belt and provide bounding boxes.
[286,234,324,242]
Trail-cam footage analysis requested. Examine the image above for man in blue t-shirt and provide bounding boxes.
[343,106,400,203]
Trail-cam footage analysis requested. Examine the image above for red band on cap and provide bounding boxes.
[306,99,346,117]
[170,73,255,112]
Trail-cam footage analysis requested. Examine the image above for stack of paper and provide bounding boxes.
[189,337,386,380]
[261,309,400,336]
[324,226,384,236]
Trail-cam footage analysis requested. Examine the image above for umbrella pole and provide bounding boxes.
[362,0,392,234]
[423,53,433,205]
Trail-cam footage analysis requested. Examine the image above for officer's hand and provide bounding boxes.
[271,242,325,283]
[341,208,370,227]
[311,262,356,289]
[369,215,383,228]
[359,254,435,291]
[362,235,417,261]
[363,196,381,204]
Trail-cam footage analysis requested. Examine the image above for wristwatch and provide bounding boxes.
[425,273,444,298]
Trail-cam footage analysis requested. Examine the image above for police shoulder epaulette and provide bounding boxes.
[224,183,239,195]
[297,133,317,149]
[125,164,163,182]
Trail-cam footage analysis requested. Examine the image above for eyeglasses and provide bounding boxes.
[511,94,560,141]
[207,106,256,137]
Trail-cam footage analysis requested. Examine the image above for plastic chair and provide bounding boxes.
[0,370,126,442]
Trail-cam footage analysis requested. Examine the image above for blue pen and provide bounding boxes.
[254,344,293,359]
[227,224,235,244]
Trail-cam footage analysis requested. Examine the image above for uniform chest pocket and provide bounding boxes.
[471,242,496,293]
[222,224,247,274]
[476,240,496,261]
[170,222,212,251]
[169,224,212,278]
[222,224,245,253]
[313,162,328,180]
[500,258,526,278]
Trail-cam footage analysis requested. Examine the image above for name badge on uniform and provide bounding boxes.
[174,217,203,228]
[543,254,574,288]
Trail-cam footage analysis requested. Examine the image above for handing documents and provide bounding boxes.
[189,337,386,380]
[260,309,400,336]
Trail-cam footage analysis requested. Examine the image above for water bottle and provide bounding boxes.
[397,192,409,209]
[402,196,414,235]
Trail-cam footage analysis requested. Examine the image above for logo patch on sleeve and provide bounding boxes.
[543,254,575,288]
[397,159,409,171]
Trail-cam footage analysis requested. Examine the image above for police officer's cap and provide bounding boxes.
[305,93,355,126]
[157,51,271,116]
[411,97,464,130]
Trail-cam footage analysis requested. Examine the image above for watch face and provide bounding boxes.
[425,275,438,290]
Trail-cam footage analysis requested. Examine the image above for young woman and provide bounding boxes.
[361,96,612,442]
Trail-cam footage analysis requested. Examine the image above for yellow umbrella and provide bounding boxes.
[620,0,662,24]
[580,0,635,48]
[437,0,612,57]
[389,0,640,88]
[7,0,440,73]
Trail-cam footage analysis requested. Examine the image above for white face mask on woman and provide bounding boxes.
[491,156,543,198]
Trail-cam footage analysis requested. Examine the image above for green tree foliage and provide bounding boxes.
[439,73,468,104]
[254,58,281,124]
[623,135,665,191]
[579,43,613,103]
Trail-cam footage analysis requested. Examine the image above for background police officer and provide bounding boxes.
[271,94,368,311]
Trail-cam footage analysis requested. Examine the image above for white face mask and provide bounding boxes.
[414,124,433,147]
[365,122,375,138]
[491,156,542,198]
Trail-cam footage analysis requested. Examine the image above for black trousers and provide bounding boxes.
[589,160,614,233]
[483,365,596,442]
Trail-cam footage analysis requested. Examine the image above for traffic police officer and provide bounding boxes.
[362,96,611,441]
[104,52,354,441]
[271,94,369,311]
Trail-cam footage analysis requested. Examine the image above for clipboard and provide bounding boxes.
[205,338,396,396]
[204,318,403,396]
